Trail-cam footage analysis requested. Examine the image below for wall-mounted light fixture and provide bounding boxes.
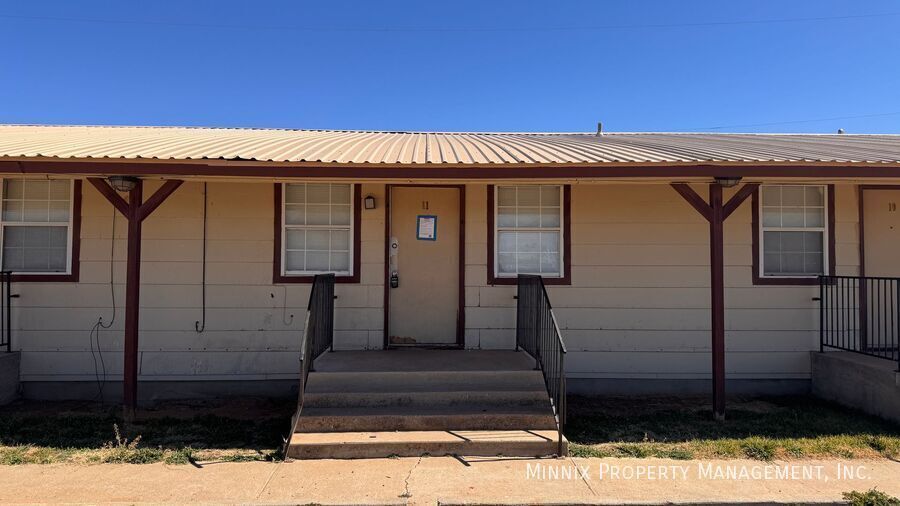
[107,176,140,193]
[364,195,376,210]
[713,176,742,188]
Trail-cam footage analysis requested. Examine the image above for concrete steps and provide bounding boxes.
[287,350,564,459]
[289,430,565,459]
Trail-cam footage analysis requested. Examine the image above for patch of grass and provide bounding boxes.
[566,395,900,460]
[843,488,900,506]
[0,399,292,465]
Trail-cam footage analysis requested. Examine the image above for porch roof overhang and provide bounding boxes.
[2,124,900,179]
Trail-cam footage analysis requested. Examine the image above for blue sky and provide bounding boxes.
[3,0,899,133]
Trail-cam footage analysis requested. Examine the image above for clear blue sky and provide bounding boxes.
[3,0,899,133]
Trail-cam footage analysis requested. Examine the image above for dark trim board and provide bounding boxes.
[383,184,466,349]
[750,184,836,286]
[272,183,362,284]
[486,184,572,286]
[7,159,900,179]
[8,179,82,283]
[858,185,900,278]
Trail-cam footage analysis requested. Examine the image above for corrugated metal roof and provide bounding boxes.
[1,124,900,165]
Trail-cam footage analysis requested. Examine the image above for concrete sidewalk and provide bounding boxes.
[0,456,898,505]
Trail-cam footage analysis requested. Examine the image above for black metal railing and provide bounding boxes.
[820,275,899,368]
[515,274,567,456]
[1,272,12,353]
[283,274,336,455]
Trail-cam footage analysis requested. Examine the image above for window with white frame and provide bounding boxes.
[281,183,354,276]
[759,185,828,277]
[1,179,75,274]
[495,185,564,277]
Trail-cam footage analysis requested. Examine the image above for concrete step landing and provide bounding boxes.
[287,429,566,459]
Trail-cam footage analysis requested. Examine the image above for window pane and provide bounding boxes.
[805,208,824,227]
[540,208,560,228]
[782,186,804,206]
[284,204,304,225]
[517,207,540,227]
[284,184,305,204]
[540,252,560,274]
[3,180,23,200]
[497,187,516,206]
[540,232,559,253]
[48,200,70,222]
[306,230,329,250]
[804,253,823,274]
[23,180,48,200]
[1,247,23,271]
[541,186,560,206]
[761,186,781,206]
[497,207,516,227]
[498,253,516,274]
[48,180,70,200]
[331,204,351,226]
[331,252,349,271]
[805,186,824,206]
[24,249,50,271]
[803,231,823,252]
[782,207,804,227]
[306,251,329,271]
[762,230,824,276]
[307,184,331,204]
[497,231,516,253]
[306,205,330,225]
[2,226,68,273]
[330,184,351,203]
[285,251,305,271]
[762,208,781,227]
[23,200,48,222]
[2,200,22,222]
[285,229,304,249]
[332,230,350,251]
[517,187,540,206]
[517,253,540,273]
[517,232,540,252]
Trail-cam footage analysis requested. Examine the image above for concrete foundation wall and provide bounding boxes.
[811,351,900,424]
[0,352,21,405]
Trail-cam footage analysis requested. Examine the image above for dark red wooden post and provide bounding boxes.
[708,183,726,420]
[88,177,183,416]
[671,181,759,420]
[123,182,143,412]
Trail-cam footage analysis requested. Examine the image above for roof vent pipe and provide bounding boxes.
[596,122,603,135]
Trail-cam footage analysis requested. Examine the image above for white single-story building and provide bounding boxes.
[0,125,898,429]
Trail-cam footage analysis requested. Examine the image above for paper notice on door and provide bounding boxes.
[416,215,437,241]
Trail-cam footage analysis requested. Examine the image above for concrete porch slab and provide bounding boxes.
[313,349,535,372]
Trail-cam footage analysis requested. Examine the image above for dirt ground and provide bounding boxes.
[0,456,898,505]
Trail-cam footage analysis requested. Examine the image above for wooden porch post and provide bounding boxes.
[88,178,183,416]
[671,181,759,420]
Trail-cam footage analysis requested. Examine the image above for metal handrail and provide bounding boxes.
[283,274,335,456]
[515,274,567,456]
[1,272,12,353]
[819,275,899,370]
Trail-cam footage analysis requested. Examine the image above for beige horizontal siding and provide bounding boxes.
[463,183,860,380]
[13,179,861,384]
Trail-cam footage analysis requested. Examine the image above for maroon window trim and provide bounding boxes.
[486,184,571,286]
[272,183,362,284]
[751,184,836,286]
[8,179,82,283]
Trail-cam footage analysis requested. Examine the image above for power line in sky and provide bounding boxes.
[680,111,900,131]
[1,11,899,33]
